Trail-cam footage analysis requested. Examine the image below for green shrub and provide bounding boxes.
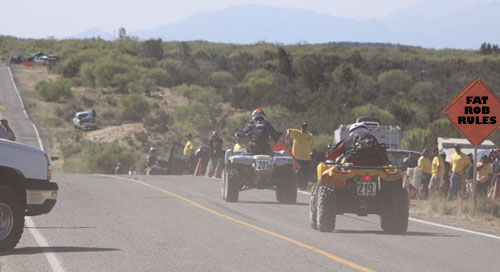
[143,109,169,132]
[314,134,334,152]
[62,159,89,173]
[119,93,152,121]
[82,141,135,173]
[36,79,73,102]
[61,143,82,158]
[134,131,149,144]
[127,75,155,94]
[43,117,64,127]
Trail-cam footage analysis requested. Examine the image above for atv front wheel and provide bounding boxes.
[223,168,239,202]
[275,170,297,204]
[380,187,409,234]
[317,184,336,232]
[0,186,24,251]
[309,183,319,229]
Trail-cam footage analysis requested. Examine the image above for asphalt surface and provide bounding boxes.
[1,63,500,271]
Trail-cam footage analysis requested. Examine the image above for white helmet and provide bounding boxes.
[252,108,266,121]
[349,123,368,136]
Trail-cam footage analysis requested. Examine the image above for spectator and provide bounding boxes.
[128,166,136,175]
[417,148,432,199]
[114,162,122,175]
[184,133,196,174]
[0,119,16,141]
[208,131,224,176]
[448,144,470,200]
[476,155,493,198]
[287,122,315,191]
[440,152,451,196]
[233,137,246,152]
[428,147,444,196]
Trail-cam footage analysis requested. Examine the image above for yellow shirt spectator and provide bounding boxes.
[431,155,444,177]
[451,152,470,173]
[418,156,432,175]
[289,129,314,161]
[184,140,194,156]
[477,162,493,183]
[234,143,246,151]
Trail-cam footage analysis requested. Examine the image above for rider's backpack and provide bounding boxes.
[344,132,381,164]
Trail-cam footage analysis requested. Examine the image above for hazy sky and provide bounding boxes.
[0,0,489,39]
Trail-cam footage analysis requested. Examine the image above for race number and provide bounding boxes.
[356,182,376,196]
[256,159,272,171]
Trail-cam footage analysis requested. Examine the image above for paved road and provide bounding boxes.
[1,63,500,271]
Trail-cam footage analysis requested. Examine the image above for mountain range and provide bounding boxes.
[74,1,500,49]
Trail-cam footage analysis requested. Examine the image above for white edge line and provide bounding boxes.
[298,189,500,240]
[25,218,64,272]
[7,66,44,151]
[6,66,64,271]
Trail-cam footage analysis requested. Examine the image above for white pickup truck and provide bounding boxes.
[0,139,58,251]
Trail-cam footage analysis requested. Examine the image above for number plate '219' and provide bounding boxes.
[356,182,376,196]
[256,160,272,171]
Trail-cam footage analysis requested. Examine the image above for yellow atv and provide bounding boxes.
[309,161,408,234]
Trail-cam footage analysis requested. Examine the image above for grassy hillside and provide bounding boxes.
[1,36,499,173]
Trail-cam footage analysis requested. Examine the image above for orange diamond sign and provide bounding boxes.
[444,77,500,147]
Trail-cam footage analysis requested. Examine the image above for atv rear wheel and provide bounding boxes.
[380,187,409,234]
[309,183,319,229]
[317,184,336,232]
[223,168,239,202]
[0,186,24,251]
[275,170,297,204]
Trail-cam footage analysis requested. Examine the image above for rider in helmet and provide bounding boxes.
[326,122,387,166]
[235,108,281,155]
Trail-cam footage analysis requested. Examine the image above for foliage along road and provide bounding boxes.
[1,63,500,271]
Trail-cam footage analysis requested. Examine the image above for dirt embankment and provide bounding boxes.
[10,65,188,172]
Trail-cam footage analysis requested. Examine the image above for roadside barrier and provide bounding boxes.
[205,159,213,177]
[214,158,223,179]
[193,158,203,176]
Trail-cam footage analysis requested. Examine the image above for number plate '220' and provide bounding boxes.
[255,160,272,171]
[356,182,377,196]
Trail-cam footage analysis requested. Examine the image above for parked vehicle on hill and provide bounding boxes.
[221,149,297,204]
[72,111,96,130]
[0,139,58,250]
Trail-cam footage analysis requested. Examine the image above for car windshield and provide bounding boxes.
[78,113,89,119]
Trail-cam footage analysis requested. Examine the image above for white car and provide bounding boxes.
[72,111,96,130]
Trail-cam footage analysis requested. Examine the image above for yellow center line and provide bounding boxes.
[99,174,375,272]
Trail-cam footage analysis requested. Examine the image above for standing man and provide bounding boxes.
[184,133,195,174]
[418,148,432,199]
[476,155,493,198]
[0,119,16,141]
[208,131,224,176]
[428,147,444,196]
[448,144,470,200]
[287,122,315,191]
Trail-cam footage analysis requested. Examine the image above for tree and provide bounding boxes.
[277,47,293,81]
[140,39,164,60]
[295,53,325,92]
[118,27,127,40]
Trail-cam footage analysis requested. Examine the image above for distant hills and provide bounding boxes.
[74,1,500,49]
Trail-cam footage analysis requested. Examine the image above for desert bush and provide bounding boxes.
[119,93,152,121]
[82,141,135,173]
[143,109,169,132]
[314,134,334,152]
[134,131,149,145]
[43,117,64,127]
[36,79,73,102]
[61,142,82,158]
[172,102,213,134]
[62,159,89,173]
[146,68,170,86]
[127,75,155,94]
